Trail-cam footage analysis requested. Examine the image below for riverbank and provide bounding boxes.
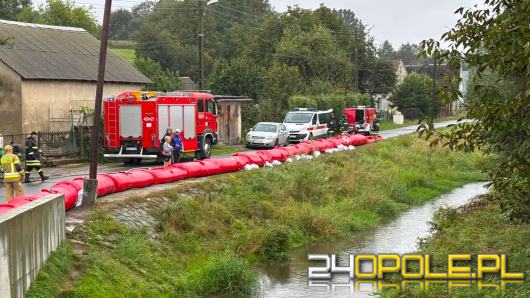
[26,134,490,297]
[381,196,529,298]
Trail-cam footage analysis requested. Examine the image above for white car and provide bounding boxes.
[246,122,289,148]
[283,108,333,143]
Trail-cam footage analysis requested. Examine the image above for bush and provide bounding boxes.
[259,227,290,262]
[183,253,257,296]
[392,73,441,119]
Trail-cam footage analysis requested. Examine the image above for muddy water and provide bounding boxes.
[257,182,489,298]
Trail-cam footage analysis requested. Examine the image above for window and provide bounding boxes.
[197,100,204,112]
[284,112,313,123]
[253,124,277,133]
[207,100,216,114]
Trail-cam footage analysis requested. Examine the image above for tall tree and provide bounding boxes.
[0,0,31,20]
[421,0,529,221]
[378,40,395,60]
[17,0,99,36]
[109,9,133,40]
[392,73,440,119]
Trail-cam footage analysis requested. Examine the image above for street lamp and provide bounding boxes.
[198,0,218,90]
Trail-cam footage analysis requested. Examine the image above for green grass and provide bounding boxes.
[24,242,75,298]
[27,134,491,297]
[110,48,136,65]
[380,199,530,298]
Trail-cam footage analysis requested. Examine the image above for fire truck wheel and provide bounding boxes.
[201,138,212,159]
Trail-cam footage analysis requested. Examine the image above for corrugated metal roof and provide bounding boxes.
[0,20,151,84]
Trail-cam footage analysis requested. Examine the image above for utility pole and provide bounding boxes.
[83,0,112,207]
[197,0,218,90]
[432,56,437,124]
[198,0,205,90]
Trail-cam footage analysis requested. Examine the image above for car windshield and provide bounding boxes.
[253,124,277,133]
[284,112,313,123]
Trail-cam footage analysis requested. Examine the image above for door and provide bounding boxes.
[158,105,198,151]
[119,105,142,138]
[279,124,288,145]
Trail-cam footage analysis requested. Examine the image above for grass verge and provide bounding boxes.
[110,48,136,65]
[28,134,491,297]
[380,197,529,297]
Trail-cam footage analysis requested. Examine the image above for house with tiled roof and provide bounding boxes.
[0,20,151,136]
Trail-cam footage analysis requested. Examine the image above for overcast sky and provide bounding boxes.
[33,0,480,47]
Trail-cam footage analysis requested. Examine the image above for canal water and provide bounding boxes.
[257,182,489,298]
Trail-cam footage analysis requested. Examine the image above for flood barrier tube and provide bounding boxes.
[27,190,53,201]
[6,197,30,208]
[266,148,287,162]
[255,150,273,163]
[0,204,15,215]
[199,160,224,176]
[232,152,266,167]
[127,169,157,188]
[148,166,189,183]
[50,180,82,210]
[275,147,291,160]
[108,172,135,193]
[231,155,250,168]
[176,162,206,178]
[348,134,368,146]
[208,157,244,172]
[95,174,118,197]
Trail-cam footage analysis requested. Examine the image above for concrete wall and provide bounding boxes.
[0,61,22,138]
[20,80,144,132]
[0,194,65,298]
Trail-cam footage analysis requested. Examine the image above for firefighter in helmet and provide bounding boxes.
[1,145,25,201]
[24,131,49,183]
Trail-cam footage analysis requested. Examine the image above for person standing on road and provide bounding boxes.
[162,136,173,167]
[171,129,184,163]
[160,128,173,150]
[1,145,24,201]
[24,131,49,183]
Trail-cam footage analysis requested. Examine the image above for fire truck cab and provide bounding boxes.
[343,106,379,135]
[104,91,218,163]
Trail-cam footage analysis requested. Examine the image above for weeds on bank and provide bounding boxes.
[380,198,530,298]
[29,134,491,297]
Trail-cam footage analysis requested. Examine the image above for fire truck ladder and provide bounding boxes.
[106,102,119,147]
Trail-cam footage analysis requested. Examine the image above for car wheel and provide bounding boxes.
[274,139,279,148]
[308,133,313,140]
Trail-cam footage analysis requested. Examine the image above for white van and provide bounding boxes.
[283,108,333,143]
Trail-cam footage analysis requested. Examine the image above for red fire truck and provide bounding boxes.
[103,91,218,163]
[342,106,379,135]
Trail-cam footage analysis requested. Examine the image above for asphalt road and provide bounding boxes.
[0,120,461,202]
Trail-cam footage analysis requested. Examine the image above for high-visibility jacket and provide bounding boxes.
[25,137,42,166]
[1,153,24,182]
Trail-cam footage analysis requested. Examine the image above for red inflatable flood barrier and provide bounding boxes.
[95,174,117,197]
[149,166,188,183]
[176,162,206,178]
[198,160,223,176]
[107,172,135,193]
[233,152,266,167]
[208,157,244,172]
[348,134,368,146]
[266,148,287,161]
[50,180,81,210]
[0,204,15,216]
[255,150,273,163]
[127,169,156,188]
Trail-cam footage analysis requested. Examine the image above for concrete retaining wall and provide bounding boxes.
[0,194,65,297]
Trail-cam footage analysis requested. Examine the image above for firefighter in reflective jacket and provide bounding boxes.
[24,131,49,183]
[1,145,24,201]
